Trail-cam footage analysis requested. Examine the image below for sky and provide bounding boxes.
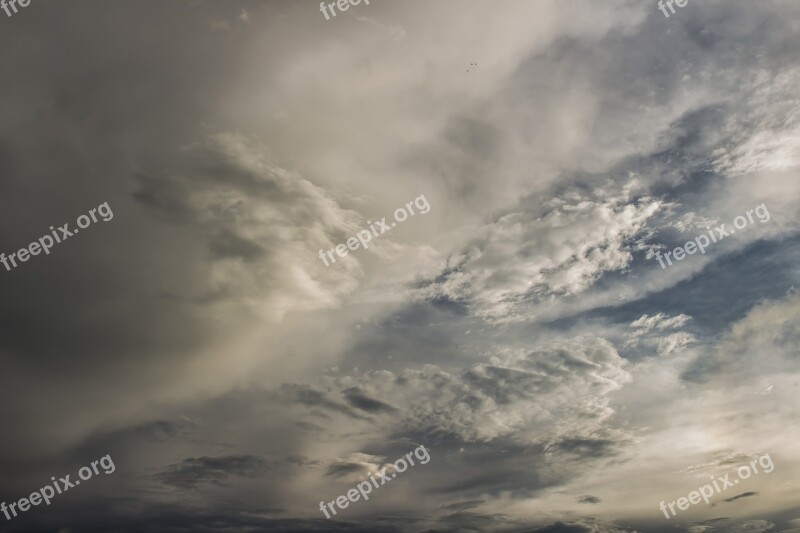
[0,0,799,532]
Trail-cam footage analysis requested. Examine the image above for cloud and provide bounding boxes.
[155,455,267,489]
[530,519,640,532]
[0,504,394,533]
[132,133,366,321]
[130,419,195,443]
[712,69,800,177]
[342,387,398,414]
[1,1,800,531]
[325,452,387,482]
[323,336,631,446]
[283,384,373,421]
[684,292,800,382]
[623,312,696,357]
[630,313,691,332]
[694,519,776,533]
[723,491,758,503]
[418,185,661,322]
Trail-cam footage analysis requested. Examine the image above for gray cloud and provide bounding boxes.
[724,492,759,503]
[155,455,268,489]
[342,387,398,414]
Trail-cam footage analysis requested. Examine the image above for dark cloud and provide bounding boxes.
[724,491,759,503]
[529,520,638,533]
[343,388,398,414]
[155,455,267,489]
[284,384,372,421]
[532,523,599,533]
[286,455,323,467]
[548,438,620,459]
[131,420,195,443]
[326,462,370,479]
[1,501,398,533]
[441,500,485,511]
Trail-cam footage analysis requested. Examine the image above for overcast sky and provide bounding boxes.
[1,0,799,532]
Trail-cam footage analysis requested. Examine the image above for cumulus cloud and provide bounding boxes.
[419,186,661,322]
[624,312,696,357]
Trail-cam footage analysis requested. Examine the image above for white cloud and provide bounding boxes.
[419,186,661,322]
[625,313,696,356]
